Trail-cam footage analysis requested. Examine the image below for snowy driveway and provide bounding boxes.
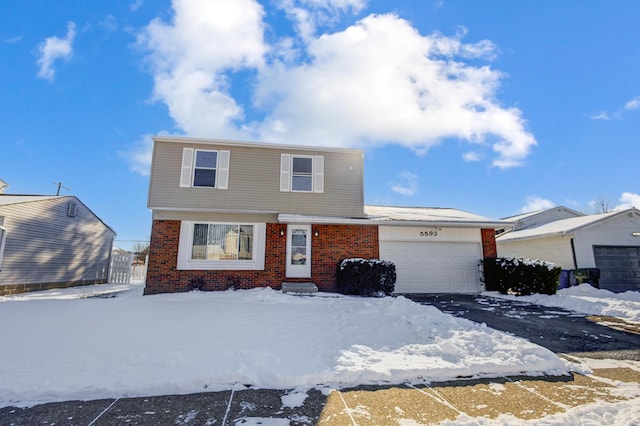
[408,293,640,358]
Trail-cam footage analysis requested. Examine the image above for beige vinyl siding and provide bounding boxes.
[153,210,279,223]
[0,197,115,287]
[148,140,365,218]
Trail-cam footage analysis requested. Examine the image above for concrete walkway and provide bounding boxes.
[2,356,639,425]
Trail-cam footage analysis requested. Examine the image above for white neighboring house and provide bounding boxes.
[0,194,116,295]
[500,206,584,233]
[365,206,509,294]
[496,208,640,292]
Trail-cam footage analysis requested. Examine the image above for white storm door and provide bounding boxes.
[286,224,311,278]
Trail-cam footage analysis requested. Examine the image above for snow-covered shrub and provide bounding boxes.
[337,258,396,297]
[481,257,561,296]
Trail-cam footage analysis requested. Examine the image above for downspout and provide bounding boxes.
[570,238,578,269]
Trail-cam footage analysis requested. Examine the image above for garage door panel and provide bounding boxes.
[594,245,640,292]
[380,241,482,293]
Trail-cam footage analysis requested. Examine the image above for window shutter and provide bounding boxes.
[180,148,194,187]
[280,154,291,192]
[314,155,324,193]
[217,150,230,189]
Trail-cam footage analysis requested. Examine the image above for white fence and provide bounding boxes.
[109,253,134,284]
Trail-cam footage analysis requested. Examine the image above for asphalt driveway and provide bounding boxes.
[406,293,640,360]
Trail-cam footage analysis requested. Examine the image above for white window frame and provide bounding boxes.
[177,221,266,270]
[193,149,218,188]
[0,225,6,271]
[280,154,324,193]
[180,148,230,190]
[291,155,314,193]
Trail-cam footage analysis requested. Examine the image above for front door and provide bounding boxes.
[286,224,311,278]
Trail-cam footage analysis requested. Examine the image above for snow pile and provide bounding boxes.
[488,284,640,323]
[0,285,572,407]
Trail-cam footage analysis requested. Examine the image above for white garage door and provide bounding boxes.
[380,241,483,293]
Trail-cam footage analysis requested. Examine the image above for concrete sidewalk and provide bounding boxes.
[2,357,639,425]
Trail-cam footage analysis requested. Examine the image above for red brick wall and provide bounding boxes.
[144,220,379,294]
[310,224,379,292]
[481,228,498,258]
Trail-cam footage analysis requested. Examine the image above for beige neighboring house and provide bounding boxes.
[497,207,640,292]
[0,194,116,295]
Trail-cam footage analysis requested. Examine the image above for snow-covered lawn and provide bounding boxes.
[487,284,640,324]
[0,284,574,408]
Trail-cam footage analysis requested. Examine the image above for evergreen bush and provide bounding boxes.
[480,257,560,296]
[336,258,396,297]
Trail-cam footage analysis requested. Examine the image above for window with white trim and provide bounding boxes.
[177,221,266,271]
[193,150,218,187]
[191,223,253,261]
[180,148,230,189]
[292,156,312,191]
[0,220,6,271]
[280,154,324,193]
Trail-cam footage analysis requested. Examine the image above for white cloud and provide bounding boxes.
[590,111,610,120]
[256,14,536,167]
[130,0,144,11]
[100,15,118,33]
[388,171,418,196]
[277,0,367,41]
[3,35,22,44]
[520,196,555,213]
[36,22,76,81]
[614,192,640,210]
[137,2,536,169]
[119,134,154,176]
[462,151,482,162]
[625,96,640,111]
[138,0,267,139]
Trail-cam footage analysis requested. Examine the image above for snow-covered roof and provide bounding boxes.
[364,205,510,228]
[278,206,509,228]
[497,208,640,242]
[0,195,60,206]
[501,205,584,222]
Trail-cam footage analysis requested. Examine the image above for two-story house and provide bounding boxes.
[145,136,508,295]
[145,136,378,294]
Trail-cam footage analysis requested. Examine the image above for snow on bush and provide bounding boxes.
[482,257,561,296]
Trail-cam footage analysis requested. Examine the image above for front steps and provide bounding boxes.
[282,282,318,294]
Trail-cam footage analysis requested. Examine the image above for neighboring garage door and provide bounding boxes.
[380,239,483,293]
[593,245,640,292]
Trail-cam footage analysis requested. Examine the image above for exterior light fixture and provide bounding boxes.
[632,232,640,237]
[314,230,319,237]
[280,228,285,237]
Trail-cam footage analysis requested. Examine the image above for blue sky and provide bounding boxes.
[2,0,639,250]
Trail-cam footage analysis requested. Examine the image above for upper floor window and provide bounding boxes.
[193,150,218,187]
[292,156,313,191]
[180,147,230,189]
[280,154,324,193]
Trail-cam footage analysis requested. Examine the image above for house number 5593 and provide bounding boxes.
[420,230,438,237]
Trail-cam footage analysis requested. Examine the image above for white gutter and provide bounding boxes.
[497,230,575,243]
[151,207,280,215]
[278,214,511,229]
